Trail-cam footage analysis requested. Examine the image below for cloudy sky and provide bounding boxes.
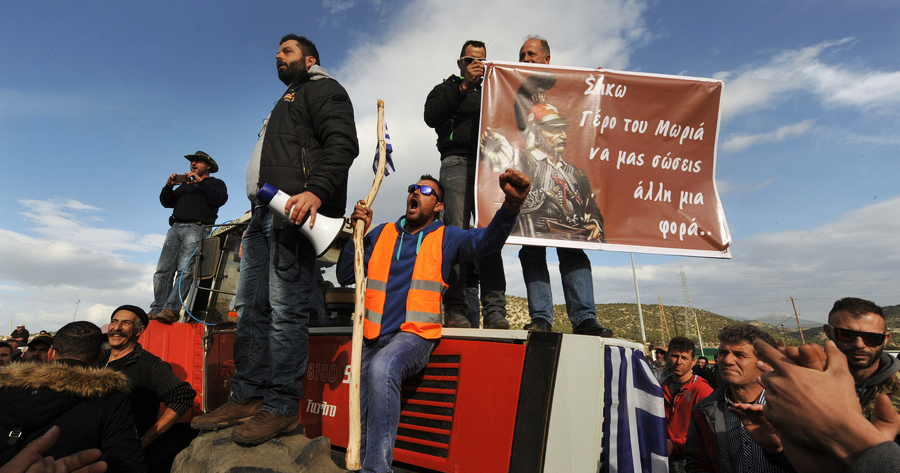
[2,1,899,333]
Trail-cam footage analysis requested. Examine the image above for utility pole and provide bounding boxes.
[73,300,81,321]
[680,267,706,356]
[657,294,670,343]
[789,297,806,343]
[780,323,788,345]
[630,254,648,345]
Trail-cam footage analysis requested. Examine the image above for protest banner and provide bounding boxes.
[475,61,731,258]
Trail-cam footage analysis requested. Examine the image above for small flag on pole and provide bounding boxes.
[372,120,395,176]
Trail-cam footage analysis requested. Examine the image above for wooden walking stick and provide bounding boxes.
[346,99,387,469]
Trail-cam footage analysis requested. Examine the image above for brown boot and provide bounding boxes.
[190,399,263,431]
[231,410,301,445]
[153,309,178,324]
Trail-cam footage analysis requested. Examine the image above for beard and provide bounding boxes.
[842,345,882,370]
[278,57,308,85]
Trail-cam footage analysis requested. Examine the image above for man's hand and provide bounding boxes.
[499,168,530,214]
[166,174,179,187]
[350,200,373,234]
[0,426,108,473]
[480,128,513,172]
[728,402,783,453]
[755,340,899,468]
[186,171,205,183]
[460,59,484,94]
[285,191,322,227]
[586,222,603,241]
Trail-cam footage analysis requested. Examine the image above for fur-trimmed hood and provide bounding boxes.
[0,361,130,398]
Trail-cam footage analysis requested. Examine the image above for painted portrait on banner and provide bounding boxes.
[474,61,731,258]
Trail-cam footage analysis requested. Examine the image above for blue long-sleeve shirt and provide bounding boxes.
[336,207,516,336]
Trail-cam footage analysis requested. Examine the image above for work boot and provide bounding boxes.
[231,410,301,446]
[190,399,263,431]
[573,318,613,337]
[153,309,177,324]
[483,311,510,329]
[445,313,472,328]
[523,318,552,332]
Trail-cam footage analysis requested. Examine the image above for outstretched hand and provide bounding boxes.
[499,168,530,213]
[754,340,900,470]
[0,426,108,473]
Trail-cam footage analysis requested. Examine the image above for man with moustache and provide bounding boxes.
[824,297,900,433]
[684,324,793,473]
[336,169,530,473]
[191,34,358,445]
[151,151,228,323]
[101,305,196,472]
[424,40,510,330]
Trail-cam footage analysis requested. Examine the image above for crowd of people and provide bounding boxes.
[0,307,198,473]
[2,32,898,473]
[657,297,900,473]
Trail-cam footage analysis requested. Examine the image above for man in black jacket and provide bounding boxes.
[151,151,228,323]
[191,34,359,446]
[424,40,509,330]
[101,305,197,472]
[0,321,146,472]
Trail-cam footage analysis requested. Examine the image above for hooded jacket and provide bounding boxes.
[857,352,900,433]
[251,64,359,218]
[336,207,517,336]
[0,360,146,473]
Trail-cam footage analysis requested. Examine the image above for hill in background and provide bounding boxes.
[502,296,900,350]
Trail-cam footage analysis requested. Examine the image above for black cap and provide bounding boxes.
[111,305,150,327]
[184,150,219,173]
[27,335,53,348]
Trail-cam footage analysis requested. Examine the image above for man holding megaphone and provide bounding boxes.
[191,34,359,446]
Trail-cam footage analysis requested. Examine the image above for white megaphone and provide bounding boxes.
[257,183,353,263]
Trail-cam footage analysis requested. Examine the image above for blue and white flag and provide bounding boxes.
[372,120,395,176]
[602,345,668,473]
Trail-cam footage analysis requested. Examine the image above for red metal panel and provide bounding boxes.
[301,334,526,473]
[138,321,205,419]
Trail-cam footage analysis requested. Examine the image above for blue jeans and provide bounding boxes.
[519,245,596,326]
[360,332,437,473]
[151,223,202,314]
[439,154,507,321]
[229,207,315,416]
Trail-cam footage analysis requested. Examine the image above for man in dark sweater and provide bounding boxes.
[101,305,197,472]
[9,324,28,344]
[151,151,228,323]
[424,39,509,330]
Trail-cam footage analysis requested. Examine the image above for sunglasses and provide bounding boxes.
[828,325,887,347]
[460,56,484,64]
[408,184,441,201]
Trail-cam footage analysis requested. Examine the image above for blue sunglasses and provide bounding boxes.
[408,184,441,201]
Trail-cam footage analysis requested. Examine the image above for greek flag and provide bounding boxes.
[602,345,668,473]
[372,120,395,176]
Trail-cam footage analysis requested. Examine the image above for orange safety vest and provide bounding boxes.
[363,224,446,340]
